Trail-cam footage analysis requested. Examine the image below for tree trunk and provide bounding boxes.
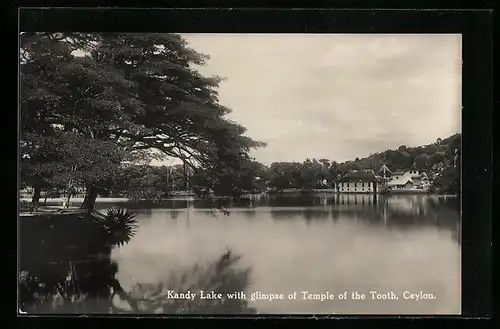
[31,187,41,204]
[80,184,99,210]
[65,193,72,209]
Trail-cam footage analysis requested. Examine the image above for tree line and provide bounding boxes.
[159,133,460,196]
[29,133,459,201]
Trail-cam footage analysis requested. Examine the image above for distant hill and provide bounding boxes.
[337,133,461,174]
[331,133,461,194]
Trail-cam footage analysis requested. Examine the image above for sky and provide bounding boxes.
[173,33,462,166]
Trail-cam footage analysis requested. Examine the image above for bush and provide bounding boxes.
[101,208,138,247]
[20,200,38,213]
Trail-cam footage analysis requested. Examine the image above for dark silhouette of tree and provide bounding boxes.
[20,33,265,209]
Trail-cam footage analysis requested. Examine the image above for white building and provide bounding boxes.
[387,170,430,191]
[336,170,383,194]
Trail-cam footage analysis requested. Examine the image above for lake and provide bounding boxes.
[89,194,460,315]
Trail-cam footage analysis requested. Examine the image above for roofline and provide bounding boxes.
[388,179,413,186]
[337,177,379,182]
[338,179,378,181]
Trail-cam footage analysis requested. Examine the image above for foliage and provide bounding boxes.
[299,159,327,190]
[20,32,265,208]
[110,165,169,202]
[22,131,125,194]
[101,208,139,247]
[429,166,460,195]
[19,200,39,213]
[191,159,270,197]
[268,162,301,191]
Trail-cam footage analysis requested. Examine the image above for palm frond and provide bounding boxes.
[102,208,138,247]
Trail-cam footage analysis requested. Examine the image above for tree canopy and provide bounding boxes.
[20,33,265,208]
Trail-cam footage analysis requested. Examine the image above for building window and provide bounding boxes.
[354,182,357,188]
[361,182,364,187]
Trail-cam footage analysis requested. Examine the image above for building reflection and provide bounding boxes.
[265,194,460,240]
[96,194,460,243]
[337,194,459,238]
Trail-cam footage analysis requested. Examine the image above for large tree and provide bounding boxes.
[20,33,265,209]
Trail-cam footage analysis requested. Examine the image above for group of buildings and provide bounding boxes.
[336,165,433,194]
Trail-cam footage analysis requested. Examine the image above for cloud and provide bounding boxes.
[181,34,462,164]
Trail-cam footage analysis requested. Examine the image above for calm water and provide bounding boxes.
[95,194,461,315]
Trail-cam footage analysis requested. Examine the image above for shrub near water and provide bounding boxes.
[19,200,39,213]
[101,208,139,247]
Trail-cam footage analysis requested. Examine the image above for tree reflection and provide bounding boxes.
[19,255,118,313]
[302,209,330,222]
[19,208,255,314]
[113,251,256,314]
[169,210,181,220]
[19,248,255,314]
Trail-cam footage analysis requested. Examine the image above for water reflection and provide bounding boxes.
[19,256,119,313]
[170,210,181,220]
[19,211,254,314]
[19,245,254,314]
[20,194,460,314]
[114,251,255,314]
[265,195,460,242]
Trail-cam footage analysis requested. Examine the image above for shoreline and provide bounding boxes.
[20,197,131,203]
[19,193,458,204]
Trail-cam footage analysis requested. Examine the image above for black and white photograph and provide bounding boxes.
[19,32,462,315]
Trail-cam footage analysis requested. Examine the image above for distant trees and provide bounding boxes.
[261,133,461,194]
[190,159,271,197]
[21,132,461,199]
[299,159,325,190]
[268,162,298,192]
[354,134,460,172]
[413,154,430,170]
[430,166,459,195]
[266,159,338,192]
